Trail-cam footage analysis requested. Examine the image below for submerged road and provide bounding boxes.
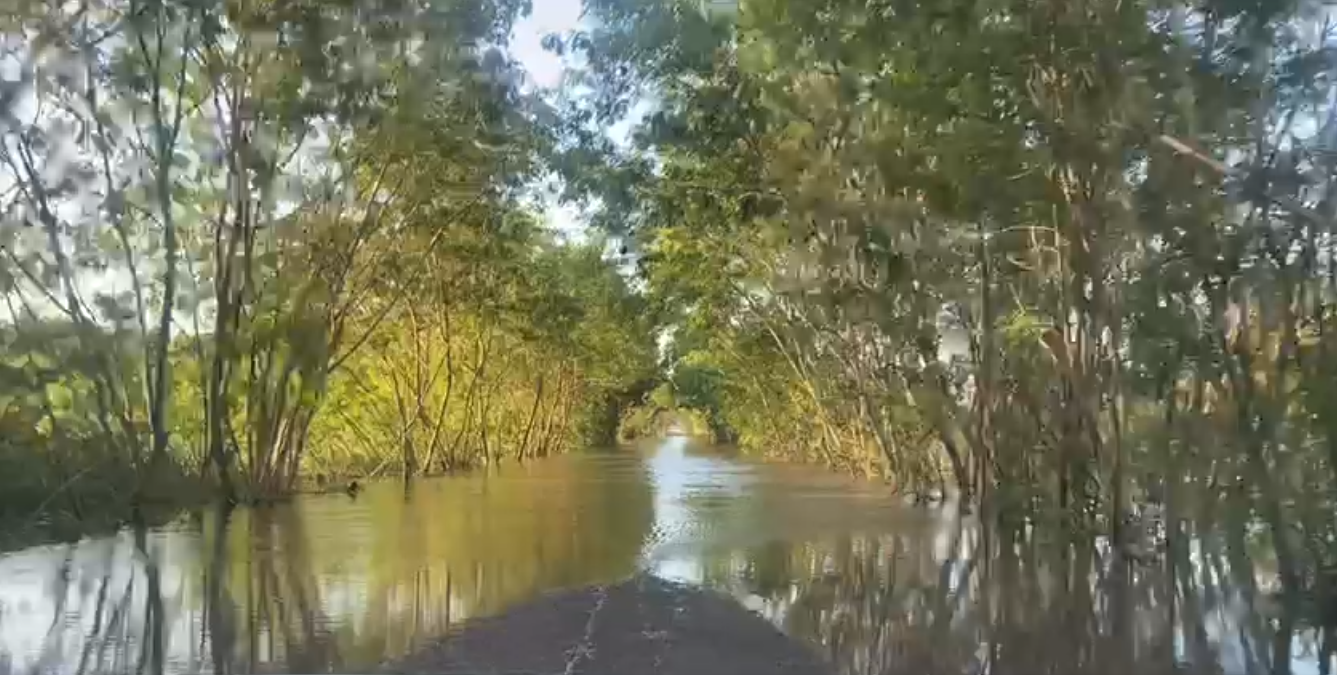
[390,574,832,675]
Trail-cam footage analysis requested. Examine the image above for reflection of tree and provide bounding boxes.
[208,452,655,671]
[203,507,234,675]
[766,527,984,675]
[201,504,345,674]
[20,441,1332,675]
[713,518,1323,675]
[1,453,654,674]
[132,524,165,675]
[0,521,174,675]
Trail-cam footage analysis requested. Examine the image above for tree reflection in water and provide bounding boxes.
[0,447,1330,675]
[0,452,655,675]
[689,511,1325,675]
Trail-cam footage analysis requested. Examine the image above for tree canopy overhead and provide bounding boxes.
[0,0,658,521]
[548,0,1337,604]
[6,0,1337,617]
[9,1,1337,672]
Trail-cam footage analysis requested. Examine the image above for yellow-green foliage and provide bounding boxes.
[0,237,658,523]
[617,405,666,441]
[1,0,665,517]
[305,243,659,479]
[571,0,1337,583]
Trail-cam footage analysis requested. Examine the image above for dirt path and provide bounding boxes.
[388,574,833,675]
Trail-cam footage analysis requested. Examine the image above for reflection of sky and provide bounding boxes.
[0,437,1333,675]
[634,438,1332,675]
[642,435,752,584]
[0,529,205,675]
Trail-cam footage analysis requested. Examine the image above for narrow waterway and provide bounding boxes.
[0,437,1323,675]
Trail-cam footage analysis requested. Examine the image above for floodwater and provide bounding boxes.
[0,437,1326,675]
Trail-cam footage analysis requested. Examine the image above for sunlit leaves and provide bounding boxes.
[567,0,1337,548]
[0,0,625,511]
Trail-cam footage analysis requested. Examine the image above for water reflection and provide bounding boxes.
[0,438,1331,675]
[0,450,654,674]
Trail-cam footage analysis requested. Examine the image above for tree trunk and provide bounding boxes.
[517,375,545,461]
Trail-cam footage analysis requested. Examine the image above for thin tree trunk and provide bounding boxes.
[517,375,545,461]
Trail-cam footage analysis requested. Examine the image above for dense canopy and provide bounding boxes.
[560,0,1337,622]
[0,0,659,520]
[4,0,1337,636]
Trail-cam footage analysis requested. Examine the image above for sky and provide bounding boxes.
[508,0,591,243]
[0,0,608,327]
[509,0,585,91]
[506,0,658,247]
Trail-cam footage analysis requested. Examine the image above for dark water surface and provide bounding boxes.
[0,437,1324,674]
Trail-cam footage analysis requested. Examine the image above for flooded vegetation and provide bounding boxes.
[0,438,1330,675]
[6,0,1337,672]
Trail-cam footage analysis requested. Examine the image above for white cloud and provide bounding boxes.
[509,1,596,241]
[509,0,584,92]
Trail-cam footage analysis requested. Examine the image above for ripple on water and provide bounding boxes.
[0,438,1323,675]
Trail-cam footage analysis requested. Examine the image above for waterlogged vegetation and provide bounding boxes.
[5,0,1337,672]
[565,0,1337,615]
[572,0,1337,502]
[0,449,656,674]
[0,0,658,527]
[0,439,1324,675]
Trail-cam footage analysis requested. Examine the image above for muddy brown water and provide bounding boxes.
[0,437,1324,674]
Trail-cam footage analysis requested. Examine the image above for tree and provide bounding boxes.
[0,0,663,520]
[564,0,1337,538]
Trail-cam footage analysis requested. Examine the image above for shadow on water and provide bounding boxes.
[0,438,1330,675]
